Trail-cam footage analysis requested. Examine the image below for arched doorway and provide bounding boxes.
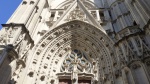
[23,20,116,84]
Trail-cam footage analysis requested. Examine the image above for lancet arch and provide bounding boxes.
[24,20,117,84]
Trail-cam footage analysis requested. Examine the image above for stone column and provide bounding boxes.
[7,0,40,24]
[0,47,8,66]
[0,45,16,66]
[131,63,150,84]
[28,0,46,35]
[123,67,135,84]
[0,45,18,84]
[96,10,100,21]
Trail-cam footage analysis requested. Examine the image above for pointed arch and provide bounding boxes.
[24,20,117,84]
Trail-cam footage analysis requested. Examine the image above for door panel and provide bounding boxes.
[78,80,91,84]
[59,79,91,84]
[59,79,71,84]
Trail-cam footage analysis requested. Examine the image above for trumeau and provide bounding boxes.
[0,0,150,84]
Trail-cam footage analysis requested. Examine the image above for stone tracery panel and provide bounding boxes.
[61,49,92,73]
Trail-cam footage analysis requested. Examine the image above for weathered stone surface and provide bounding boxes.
[0,0,150,84]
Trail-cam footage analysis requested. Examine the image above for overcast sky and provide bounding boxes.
[0,0,22,29]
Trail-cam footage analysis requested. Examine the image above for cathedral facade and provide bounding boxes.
[0,0,150,84]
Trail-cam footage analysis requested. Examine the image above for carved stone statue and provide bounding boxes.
[72,54,78,84]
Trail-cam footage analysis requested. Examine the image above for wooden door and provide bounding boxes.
[59,79,91,84]
[59,79,71,84]
[78,80,91,84]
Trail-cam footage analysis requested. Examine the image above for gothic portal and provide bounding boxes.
[0,0,150,84]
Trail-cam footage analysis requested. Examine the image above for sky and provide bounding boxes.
[0,0,22,29]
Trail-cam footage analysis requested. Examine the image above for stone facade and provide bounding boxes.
[0,0,150,84]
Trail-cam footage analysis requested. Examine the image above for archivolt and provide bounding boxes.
[27,20,117,83]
